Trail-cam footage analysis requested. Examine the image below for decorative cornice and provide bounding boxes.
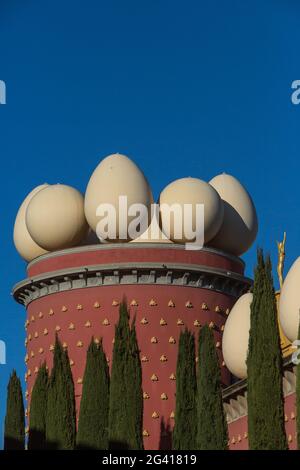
[12,261,251,307]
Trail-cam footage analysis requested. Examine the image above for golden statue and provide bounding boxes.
[277,232,286,290]
[275,232,292,358]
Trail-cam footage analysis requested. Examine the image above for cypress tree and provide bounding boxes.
[173,329,197,450]
[77,338,110,449]
[28,363,48,450]
[126,317,143,450]
[45,335,76,449]
[247,250,287,450]
[109,303,143,449]
[197,324,228,450]
[109,303,129,449]
[4,370,25,450]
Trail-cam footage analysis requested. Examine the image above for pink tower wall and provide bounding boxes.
[14,245,250,450]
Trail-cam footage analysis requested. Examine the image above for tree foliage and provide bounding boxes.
[77,338,110,449]
[247,250,287,450]
[28,363,48,450]
[173,329,197,450]
[4,370,25,450]
[45,336,76,449]
[197,324,228,449]
[109,303,143,449]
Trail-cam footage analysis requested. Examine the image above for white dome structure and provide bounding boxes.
[13,185,49,262]
[159,177,223,245]
[26,184,88,251]
[84,153,153,242]
[222,292,253,379]
[279,257,300,342]
[209,174,258,256]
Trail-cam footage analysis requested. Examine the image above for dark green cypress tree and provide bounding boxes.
[173,329,197,450]
[109,303,129,449]
[247,249,288,449]
[197,324,228,450]
[126,317,143,450]
[4,370,25,450]
[28,363,48,450]
[45,335,76,449]
[109,303,143,449]
[77,338,110,449]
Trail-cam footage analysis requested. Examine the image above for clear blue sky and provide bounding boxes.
[0,0,300,447]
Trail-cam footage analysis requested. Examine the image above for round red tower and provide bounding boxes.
[13,243,251,450]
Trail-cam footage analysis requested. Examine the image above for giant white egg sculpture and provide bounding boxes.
[279,257,300,342]
[26,184,88,251]
[209,174,258,256]
[222,292,253,379]
[13,185,49,262]
[159,177,223,245]
[84,153,153,242]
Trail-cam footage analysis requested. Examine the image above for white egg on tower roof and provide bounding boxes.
[222,292,253,379]
[279,257,300,342]
[209,173,258,256]
[84,153,153,242]
[13,152,259,261]
[26,184,88,251]
[159,177,224,244]
[13,184,49,262]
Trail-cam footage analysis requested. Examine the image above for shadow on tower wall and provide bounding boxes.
[158,418,172,450]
